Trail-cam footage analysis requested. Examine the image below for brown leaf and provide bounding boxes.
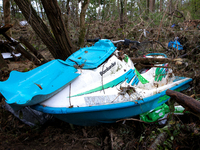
[34,83,43,90]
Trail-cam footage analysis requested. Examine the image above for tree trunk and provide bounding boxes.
[98,0,101,20]
[41,0,74,58]
[3,0,11,36]
[38,0,45,20]
[137,0,142,15]
[168,0,172,14]
[149,0,155,12]
[64,0,70,30]
[75,0,80,27]
[78,0,90,48]
[146,0,149,14]
[120,0,124,28]
[11,0,16,17]
[124,0,127,22]
[112,0,118,19]
[117,0,120,17]
[160,0,163,12]
[14,0,73,60]
[71,0,76,26]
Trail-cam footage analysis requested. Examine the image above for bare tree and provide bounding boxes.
[149,0,155,12]
[168,0,172,14]
[41,0,74,57]
[146,0,149,14]
[160,0,163,12]
[75,0,80,27]
[120,0,124,28]
[3,0,11,36]
[78,0,90,47]
[14,0,74,60]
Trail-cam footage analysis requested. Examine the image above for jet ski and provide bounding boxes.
[0,39,192,126]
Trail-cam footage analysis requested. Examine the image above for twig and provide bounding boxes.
[116,117,168,124]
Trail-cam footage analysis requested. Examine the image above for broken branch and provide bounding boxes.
[166,89,200,115]
[130,57,182,64]
[19,36,47,64]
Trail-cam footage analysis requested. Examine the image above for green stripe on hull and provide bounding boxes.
[135,69,149,84]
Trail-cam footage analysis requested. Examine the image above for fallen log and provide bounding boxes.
[0,24,13,34]
[166,89,200,115]
[19,36,47,64]
[15,44,41,65]
[0,24,42,65]
[1,32,41,65]
[148,125,169,150]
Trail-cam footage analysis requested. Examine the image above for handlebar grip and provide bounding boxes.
[87,38,100,42]
[124,39,140,46]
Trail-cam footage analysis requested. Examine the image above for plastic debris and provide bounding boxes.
[197,24,200,30]
[140,103,186,125]
[171,24,176,28]
[19,21,28,26]
[3,102,53,126]
[168,37,183,50]
[1,52,21,59]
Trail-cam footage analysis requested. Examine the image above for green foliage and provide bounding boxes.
[180,0,200,19]
[185,0,200,19]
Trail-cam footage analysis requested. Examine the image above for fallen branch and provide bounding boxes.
[116,116,169,124]
[1,32,42,65]
[19,36,47,64]
[130,57,171,64]
[14,44,42,65]
[139,63,171,68]
[166,89,200,116]
[0,24,13,34]
[148,125,169,150]
[130,57,183,64]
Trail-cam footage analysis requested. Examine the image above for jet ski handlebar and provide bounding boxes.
[86,38,101,42]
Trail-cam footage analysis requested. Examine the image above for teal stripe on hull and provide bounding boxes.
[70,69,133,97]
